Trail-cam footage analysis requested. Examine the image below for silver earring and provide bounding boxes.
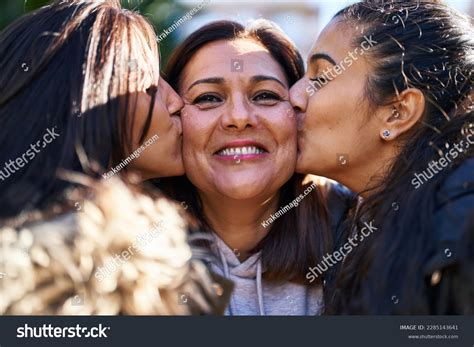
[382,130,391,139]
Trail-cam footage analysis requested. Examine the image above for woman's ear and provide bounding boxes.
[378,88,425,141]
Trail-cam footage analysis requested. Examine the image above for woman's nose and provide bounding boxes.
[221,96,257,131]
[160,78,184,115]
[289,78,308,114]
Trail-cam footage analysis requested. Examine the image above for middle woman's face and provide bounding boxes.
[178,39,296,201]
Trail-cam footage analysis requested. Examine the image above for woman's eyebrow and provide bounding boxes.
[309,53,337,66]
[187,77,224,92]
[251,75,286,88]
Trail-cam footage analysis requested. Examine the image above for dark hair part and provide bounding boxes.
[326,1,474,314]
[160,20,332,284]
[0,0,160,219]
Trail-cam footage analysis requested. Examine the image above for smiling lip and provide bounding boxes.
[214,140,269,161]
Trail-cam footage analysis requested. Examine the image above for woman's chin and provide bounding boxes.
[213,179,270,201]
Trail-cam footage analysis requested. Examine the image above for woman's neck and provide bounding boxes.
[337,147,396,198]
[199,192,279,260]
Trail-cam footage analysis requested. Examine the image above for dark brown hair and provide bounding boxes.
[0,0,160,218]
[160,20,332,284]
[326,0,474,314]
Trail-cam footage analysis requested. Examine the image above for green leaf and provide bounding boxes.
[24,0,52,12]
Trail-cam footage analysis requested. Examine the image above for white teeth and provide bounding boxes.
[217,146,265,156]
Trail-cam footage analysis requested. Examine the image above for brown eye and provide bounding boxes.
[252,91,282,106]
[253,91,281,102]
[193,93,223,104]
[191,93,224,110]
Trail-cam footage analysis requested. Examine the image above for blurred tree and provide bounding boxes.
[122,0,189,67]
[24,0,50,12]
[0,1,24,30]
[0,0,188,69]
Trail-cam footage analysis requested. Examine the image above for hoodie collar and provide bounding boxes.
[211,233,264,278]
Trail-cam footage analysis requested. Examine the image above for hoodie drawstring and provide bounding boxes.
[256,257,265,315]
[217,247,265,316]
[218,247,235,315]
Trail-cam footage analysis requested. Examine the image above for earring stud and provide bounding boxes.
[382,130,391,139]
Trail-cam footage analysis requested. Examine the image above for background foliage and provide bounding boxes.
[0,0,186,67]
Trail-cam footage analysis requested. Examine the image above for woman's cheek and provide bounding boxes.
[260,106,297,151]
[181,110,217,155]
[274,108,298,172]
[181,107,203,135]
[261,103,296,123]
[276,104,297,137]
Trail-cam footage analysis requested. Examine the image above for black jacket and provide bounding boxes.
[324,158,474,315]
[425,158,474,314]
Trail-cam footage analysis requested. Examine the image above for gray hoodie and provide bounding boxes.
[208,234,324,316]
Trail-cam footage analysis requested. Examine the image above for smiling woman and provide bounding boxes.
[290,0,474,314]
[0,0,228,315]
[180,37,297,202]
[159,19,353,316]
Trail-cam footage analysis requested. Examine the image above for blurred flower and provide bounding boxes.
[0,176,231,315]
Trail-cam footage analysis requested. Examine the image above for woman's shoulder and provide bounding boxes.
[436,157,474,206]
[433,157,474,232]
[304,175,356,236]
[428,157,474,241]
[423,158,474,313]
[304,175,356,207]
[327,182,355,231]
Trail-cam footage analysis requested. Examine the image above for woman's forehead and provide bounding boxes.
[180,40,287,87]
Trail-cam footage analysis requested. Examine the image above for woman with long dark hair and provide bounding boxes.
[290,0,473,314]
[0,0,229,315]
[0,0,184,219]
[159,19,352,315]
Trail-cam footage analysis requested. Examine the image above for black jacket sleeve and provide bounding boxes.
[424,159,474,314]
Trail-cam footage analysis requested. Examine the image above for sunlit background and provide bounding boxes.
[1,0,473,66]
[177,0,473,57]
